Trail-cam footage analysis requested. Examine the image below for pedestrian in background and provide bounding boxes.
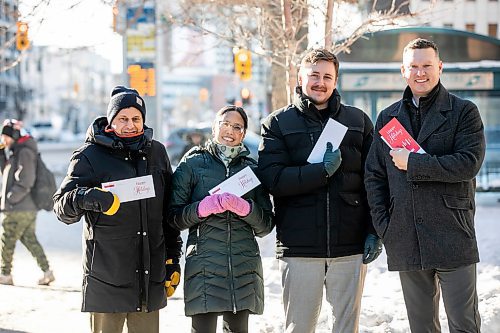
[365,38,485,332]
[0,119,55,286]
[258,48,380,333]
[168,105,274,333]
[53,86,182,333]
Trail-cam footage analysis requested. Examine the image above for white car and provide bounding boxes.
[28,122,60,142]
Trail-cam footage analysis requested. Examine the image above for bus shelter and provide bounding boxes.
[338,27,500,190]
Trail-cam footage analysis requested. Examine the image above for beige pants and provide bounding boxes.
[280,255,367,333]
[90,310,159,333]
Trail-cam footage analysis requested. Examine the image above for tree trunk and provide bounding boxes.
[325,0,334,47]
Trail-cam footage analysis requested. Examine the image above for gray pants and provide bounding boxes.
[0,211,49,275]
[399,264,481,333]
[90,311,159,333]
[280,255,367,333]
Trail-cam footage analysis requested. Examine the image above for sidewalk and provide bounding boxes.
[1,193,499,332]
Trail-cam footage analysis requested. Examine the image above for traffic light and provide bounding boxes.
[234,49,252,81]
[241,87,251,105]
[16,22,30,51]
[127,63,156,97]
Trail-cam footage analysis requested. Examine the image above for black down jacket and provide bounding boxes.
[258,90,374,258]
[168,141,274,316]
[53,117,182,313]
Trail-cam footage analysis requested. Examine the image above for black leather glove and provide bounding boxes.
[164,258,181,297]
[75,187,120,215]
[363,233,383,264]
[323,142,342,177]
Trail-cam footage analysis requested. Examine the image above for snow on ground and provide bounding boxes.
[1,149,499,333]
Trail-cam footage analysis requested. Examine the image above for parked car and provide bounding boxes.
[27,122,60,142]
[165,126,261,166]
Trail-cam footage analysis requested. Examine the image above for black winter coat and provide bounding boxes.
[168,141,274,316]
[365,84,485,271]
[258,90,374,258]
[53,117,182,313]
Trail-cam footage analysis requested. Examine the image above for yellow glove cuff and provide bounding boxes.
[103,193,120,216]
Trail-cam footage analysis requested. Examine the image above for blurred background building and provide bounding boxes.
[0,0,499,186]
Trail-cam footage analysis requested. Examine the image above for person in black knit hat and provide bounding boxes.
[0,119,55,286]
[53,86,182,333]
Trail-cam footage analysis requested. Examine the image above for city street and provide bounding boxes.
[0,145,499,332]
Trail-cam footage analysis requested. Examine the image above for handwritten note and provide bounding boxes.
[209,166,261,197]
[101,175,156,203]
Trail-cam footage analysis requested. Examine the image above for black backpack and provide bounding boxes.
[31,153,57,211]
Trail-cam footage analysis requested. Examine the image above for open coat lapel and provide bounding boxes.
[416,90,452,144]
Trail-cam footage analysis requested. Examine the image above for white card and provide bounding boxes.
[307,118,348,164]
[209,166,261,197]
[101,175,156,203]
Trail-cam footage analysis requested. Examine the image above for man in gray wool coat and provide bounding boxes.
[365,38,485,333]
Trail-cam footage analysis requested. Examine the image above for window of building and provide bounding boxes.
[465,24,475,32]
[489,24,498,37]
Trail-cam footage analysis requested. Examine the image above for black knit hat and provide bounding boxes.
[1,120,21,140]
[106,86,146,124]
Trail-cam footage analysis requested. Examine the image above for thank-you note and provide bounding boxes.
[379,118,425,154]
[307,118,348,163]
[101,175,156,203]
[209,166,261,197]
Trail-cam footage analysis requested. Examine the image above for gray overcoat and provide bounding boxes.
[365,84,485,271]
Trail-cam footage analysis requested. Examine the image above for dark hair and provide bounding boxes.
[403,38,440,59]
[215,105,248,130]
[300,48,339,78]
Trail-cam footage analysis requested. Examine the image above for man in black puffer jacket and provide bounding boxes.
[258,48,380,333]
[53,86,182,333]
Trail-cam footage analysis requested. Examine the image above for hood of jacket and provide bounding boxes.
[11,135,38,154]
[85,116,153,151]
[293,87,342,122]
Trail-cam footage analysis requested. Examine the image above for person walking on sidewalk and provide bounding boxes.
[0,119,54,286]
[258,48,380,333]
[53,86,182,333]
[365,38,485,332]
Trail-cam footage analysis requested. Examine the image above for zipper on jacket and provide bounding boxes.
[309,133,314,146]
[227,213,237,313]
[326,191,331,257]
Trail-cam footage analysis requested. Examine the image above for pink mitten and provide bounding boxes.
[197,194,226,218]
[221,193,251,217]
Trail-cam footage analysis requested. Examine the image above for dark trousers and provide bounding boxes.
[191,310,250,333]
[399,264,481,333]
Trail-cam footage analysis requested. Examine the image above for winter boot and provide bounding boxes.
[0,274,13,285]
[38,270,55,286]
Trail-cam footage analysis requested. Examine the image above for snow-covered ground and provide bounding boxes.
[0,145,499,332]
[1,192,499,332]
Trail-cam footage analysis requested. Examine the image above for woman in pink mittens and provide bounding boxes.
[168,105,274,333]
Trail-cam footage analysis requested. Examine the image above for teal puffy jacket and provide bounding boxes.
[168,141,274,316]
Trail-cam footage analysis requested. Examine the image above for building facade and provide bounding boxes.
[0,0,23,120]
[411,0,500,38]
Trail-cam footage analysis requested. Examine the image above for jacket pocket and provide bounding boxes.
[442,194,474,238]
[89,236,138,286]
[338,192,365,245]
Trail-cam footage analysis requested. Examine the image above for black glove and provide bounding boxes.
[323,142,342,177]
[363,233,383,264]
[164,258,181,297]
[75,187,120,215]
